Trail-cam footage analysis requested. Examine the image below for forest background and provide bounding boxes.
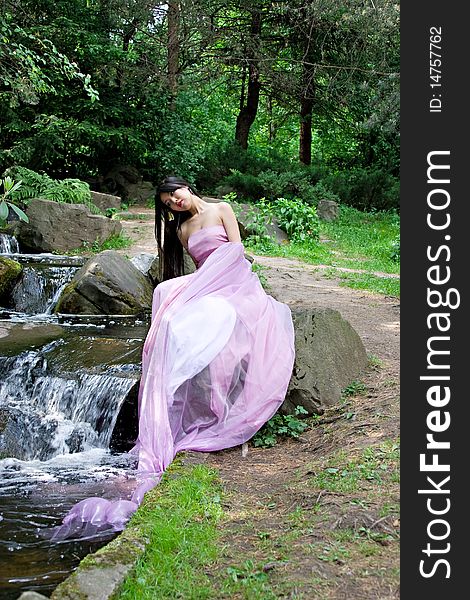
[0,0,399,214]
[0,3,401,596]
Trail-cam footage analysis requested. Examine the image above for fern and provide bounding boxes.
[3,166,103,214]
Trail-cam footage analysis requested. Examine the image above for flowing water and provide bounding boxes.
[3,252,84,316]
[0,234,19,255]
[0,238,149,599]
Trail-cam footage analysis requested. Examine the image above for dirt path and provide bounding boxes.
[119,210,400,599]
[205,259,400,599]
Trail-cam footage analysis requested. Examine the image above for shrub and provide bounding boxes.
[3,166,102,214]
[309,181,341,206]
[256,168,320,204]
[324,167,399,211]
[268,197,320,243]
[219,169,265,200]
[231,195,320,246]
[198,144,271,191]
[253,406,310,447]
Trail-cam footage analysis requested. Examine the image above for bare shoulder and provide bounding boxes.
[217,201,236,218]
[217,201,241,242]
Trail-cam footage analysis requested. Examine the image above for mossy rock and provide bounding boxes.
[281,307,368,415]
[0,256,23,300]
[55,250,153,315]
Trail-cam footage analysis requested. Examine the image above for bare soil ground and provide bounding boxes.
[118,209,400,599]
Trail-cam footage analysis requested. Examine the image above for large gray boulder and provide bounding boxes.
[281,307,368,415]
[317,199,340,222]
[90,191,121,211]
[14,198,122,253]
[126,181,156,203]
[55,250,153,315]
[130,252,160,286]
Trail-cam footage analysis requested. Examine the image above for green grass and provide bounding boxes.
[113,212,153,221]
[321,266,400,297]
[320,205,400,274]
[335,271,400,297]
[61,232,133,255]
[244,204,400,296]
[116,463,223,600]
[309,440,400,494]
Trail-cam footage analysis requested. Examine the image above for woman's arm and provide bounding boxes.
[177,225,198,268]
[219,202,242,243]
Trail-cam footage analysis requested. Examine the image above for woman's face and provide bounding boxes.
[160,187,191,211]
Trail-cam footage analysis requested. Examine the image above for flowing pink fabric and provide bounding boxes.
[51,225,295,538]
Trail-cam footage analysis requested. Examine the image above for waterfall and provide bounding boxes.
[10,264,78,314]
[1,253,85,315]
[0,237,147,597]
[0,233,20,254]
[0,343,139,461]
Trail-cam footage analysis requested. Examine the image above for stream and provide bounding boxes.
[0,233,147,599]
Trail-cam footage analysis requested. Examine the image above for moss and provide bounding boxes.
[78,531,146,570]
[50,572,89,600]
[53,280,77,312]
[0,256,22,297]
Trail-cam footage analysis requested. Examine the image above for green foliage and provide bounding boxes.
[3,166,101,214]
[310,442,400,493]
[342,380,368,398]
[0,2,398,214]
[215,162,325,206]
[390,236,400,262]
[232,195,320,247]
[220,169,265,201]
[324,168,399,211]
[310,181,341,206]
[0,176,29,227]
[226,560,269,584]
[200,141,285,192]
[252,406,309,448]
[0,13,98,106]
[104,207,119,218]
[256,168,320,204]
[72,233,133,255]
[266,197,320,243]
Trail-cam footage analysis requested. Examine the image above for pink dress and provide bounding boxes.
[52,225,295,537]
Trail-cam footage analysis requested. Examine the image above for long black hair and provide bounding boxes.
[155,176,202,281]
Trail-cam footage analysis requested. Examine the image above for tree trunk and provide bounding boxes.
[235,10,262,150]
[299,95,313,165]
[268,95,276,142]
[167,1,180,102]
[118,18,138,89]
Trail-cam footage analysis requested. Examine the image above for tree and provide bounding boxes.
[0,7,98,106]
[234,8,262,149]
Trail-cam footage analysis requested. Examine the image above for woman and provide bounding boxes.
[52,177,295,538]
